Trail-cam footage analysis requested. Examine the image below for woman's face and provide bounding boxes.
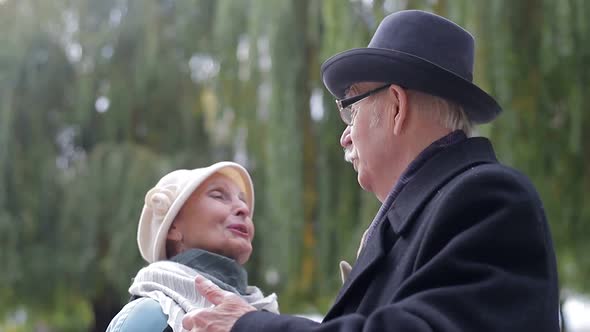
[168,172,254,264]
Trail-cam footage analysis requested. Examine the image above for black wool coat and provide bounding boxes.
[233,137,560,332]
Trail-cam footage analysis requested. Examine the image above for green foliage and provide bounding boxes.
[473,0,590,291]
[0,0,588,330]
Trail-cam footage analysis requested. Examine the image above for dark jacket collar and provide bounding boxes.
[362,131,467,245]
[387,136,497,235]
[325,136,498,320]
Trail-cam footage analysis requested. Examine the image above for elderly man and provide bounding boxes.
[183,10,560,332]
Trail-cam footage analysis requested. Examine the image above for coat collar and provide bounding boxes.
[324,137,497,321]
[388,137,497,235]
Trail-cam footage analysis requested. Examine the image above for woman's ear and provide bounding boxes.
[166,224,182,241]
[389,85,408,135]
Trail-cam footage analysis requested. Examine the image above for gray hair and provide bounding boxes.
[406,90,473,136]
[347,84,474,136]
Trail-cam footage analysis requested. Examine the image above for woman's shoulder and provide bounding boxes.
[106,297,169,332]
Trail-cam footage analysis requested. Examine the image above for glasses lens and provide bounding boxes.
[340,106,353,125]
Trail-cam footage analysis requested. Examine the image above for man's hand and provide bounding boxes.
[182,274,256,332]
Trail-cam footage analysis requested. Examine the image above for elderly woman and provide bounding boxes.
[106,162,278,332]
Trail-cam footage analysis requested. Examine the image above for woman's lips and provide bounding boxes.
[227,224,249,238]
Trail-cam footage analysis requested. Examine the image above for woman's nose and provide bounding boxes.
[232,199,250,217]
[340,125,352,148]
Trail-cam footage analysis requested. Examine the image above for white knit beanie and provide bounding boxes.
[137,161,254,263]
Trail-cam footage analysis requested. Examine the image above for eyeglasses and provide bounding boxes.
[335,84,391,125]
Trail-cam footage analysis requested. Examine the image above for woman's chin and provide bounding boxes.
[228,242,252,265]
[235,251,252,265]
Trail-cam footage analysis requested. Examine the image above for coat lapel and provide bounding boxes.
[324,211,395,320]
[324,137,498,321]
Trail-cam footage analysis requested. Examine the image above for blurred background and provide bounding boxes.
[0,0,589,331]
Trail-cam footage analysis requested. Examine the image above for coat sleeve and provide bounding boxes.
[231,165,560,332]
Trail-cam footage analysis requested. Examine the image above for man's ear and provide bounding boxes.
[167,224,182,241]
[389,85,408,135]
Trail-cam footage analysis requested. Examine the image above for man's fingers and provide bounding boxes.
[195,274,232,305]
[187,274,255,332]
[183,310,203,330]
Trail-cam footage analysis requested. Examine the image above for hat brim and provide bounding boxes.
[321,47,502,124]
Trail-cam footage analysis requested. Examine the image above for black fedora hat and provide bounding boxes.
[321,10,501,124]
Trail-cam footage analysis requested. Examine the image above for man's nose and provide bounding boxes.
[340,125,352,148]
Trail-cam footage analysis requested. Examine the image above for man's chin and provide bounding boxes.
[357,173,370,192]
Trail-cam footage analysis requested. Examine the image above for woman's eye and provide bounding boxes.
[210,191,224,199]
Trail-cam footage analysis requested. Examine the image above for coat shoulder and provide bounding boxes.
[444,162,542,203]
[106,297,169,332]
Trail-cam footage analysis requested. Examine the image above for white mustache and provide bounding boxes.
[344,146,357,163]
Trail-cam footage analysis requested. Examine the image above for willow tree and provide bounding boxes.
[205,0,319,308]
[206,0,400,312]
[472,0,590,292]
[2,0,589,331]
[314,0,383,307]
[0,0,219,331]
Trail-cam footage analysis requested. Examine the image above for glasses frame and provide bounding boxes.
[335,84,391,125]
